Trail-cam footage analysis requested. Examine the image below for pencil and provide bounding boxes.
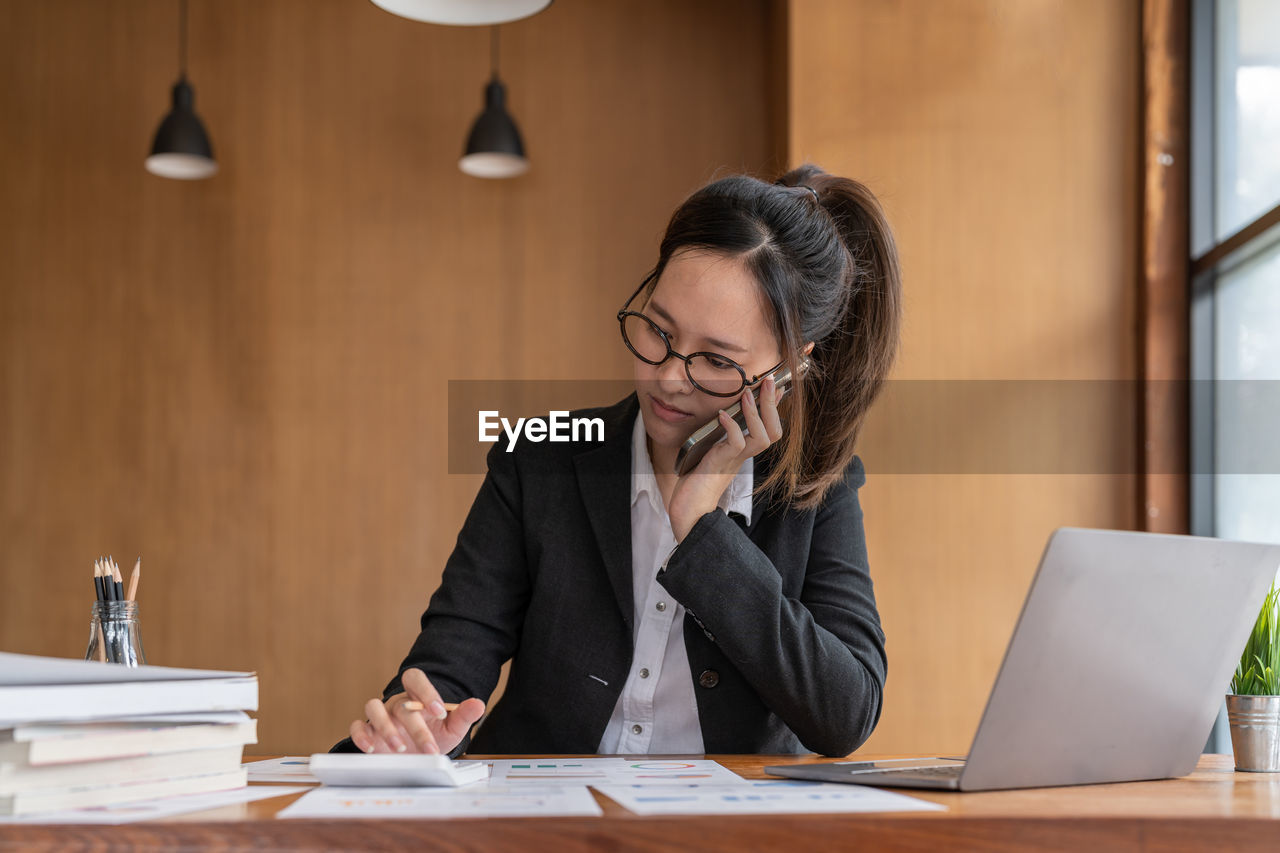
[93,560,110,662]
[402,700,459,715]
[98,560,112,601]
[110,557,124,602]
[127,558,141,602]
[106,558,118,601]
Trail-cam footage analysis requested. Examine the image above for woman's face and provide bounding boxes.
[632,248,785,455]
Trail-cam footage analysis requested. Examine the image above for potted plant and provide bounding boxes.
[1228,583,1280,771]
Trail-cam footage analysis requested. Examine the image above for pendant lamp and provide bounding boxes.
[459,27,528,179]
[146,0,217,180]
[369,0,551,26]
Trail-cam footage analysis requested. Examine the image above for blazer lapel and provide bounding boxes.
[573,393,640,636]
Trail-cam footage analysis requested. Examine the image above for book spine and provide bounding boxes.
[0,744,244,794]
[0,768,248,816]
[22,720,258,766]
[0,678,258,727]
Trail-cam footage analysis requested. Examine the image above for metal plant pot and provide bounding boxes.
[1227,694,1280,772]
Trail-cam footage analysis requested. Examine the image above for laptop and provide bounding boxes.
[766,527,1280,792]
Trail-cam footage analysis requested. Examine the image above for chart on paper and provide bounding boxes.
[276,785,603,819]
[493,760,606,782]
[487,758,748,786]
[593,780,947,816]
[0,786,312,825]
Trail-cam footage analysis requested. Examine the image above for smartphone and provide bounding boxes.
[673,358,810,476]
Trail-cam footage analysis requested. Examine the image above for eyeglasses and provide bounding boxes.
[617,273,786,398]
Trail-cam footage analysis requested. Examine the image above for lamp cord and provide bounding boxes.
[491,25,499,79]
[179,0,188,79]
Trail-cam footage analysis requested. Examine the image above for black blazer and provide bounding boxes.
[332,392,886,757]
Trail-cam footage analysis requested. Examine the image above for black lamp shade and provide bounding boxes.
[146,78,218,180]
[459,78,528,179]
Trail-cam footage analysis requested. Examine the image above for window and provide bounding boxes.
[1191,0,1280,755]
[1191,0,1280,544]
[1212,0,1280,243]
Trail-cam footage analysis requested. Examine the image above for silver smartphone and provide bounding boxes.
[673,358,810,476]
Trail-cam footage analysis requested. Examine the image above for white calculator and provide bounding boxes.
[308,753,489,787]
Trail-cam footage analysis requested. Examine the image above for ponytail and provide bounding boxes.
[764,165,903,510]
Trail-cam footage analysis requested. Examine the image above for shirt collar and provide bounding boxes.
[630,409,753,524]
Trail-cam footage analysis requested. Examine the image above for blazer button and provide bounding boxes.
[698,670,719,689]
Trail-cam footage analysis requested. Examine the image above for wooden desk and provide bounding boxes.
[4,754,1280,851]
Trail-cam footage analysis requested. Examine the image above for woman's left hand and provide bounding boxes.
[666,376,783,542]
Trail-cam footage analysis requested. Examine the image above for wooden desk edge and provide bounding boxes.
[4,754,1279,852]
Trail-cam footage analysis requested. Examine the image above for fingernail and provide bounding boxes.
[424,740,439,754]
[428,701,447,720]
[393,738,407,753]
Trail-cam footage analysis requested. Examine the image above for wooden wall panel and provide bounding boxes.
[1,0,1145,760]
[0,0,772,754]
[784,0,1142,753]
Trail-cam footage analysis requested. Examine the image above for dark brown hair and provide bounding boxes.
[642,164,903,510]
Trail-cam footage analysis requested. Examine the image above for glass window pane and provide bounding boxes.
[1215,240,1280,542]
[1215,0,1280,240]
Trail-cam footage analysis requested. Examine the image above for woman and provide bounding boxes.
[334,164,902,758]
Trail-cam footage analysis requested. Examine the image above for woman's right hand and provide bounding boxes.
[348,668,486,755]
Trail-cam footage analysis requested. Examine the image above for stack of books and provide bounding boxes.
[0,652,258,817]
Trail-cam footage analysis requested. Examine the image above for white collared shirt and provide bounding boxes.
[596,410,754,754]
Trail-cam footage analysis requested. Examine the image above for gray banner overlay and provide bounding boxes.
[446,380,1273,475]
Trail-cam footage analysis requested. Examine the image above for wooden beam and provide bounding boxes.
[1139,0,1191,533]
[1192,200,1280,276]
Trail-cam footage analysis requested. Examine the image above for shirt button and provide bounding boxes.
[631,724,643,735]
[639,668,650,679]
[656,601,667,612]
[699,670,720,689]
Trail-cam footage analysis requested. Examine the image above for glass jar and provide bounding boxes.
[85,600,147,666]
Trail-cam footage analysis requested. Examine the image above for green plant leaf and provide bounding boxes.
[1234,583,1280,696]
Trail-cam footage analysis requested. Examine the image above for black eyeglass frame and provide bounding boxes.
[616,273,787,398]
